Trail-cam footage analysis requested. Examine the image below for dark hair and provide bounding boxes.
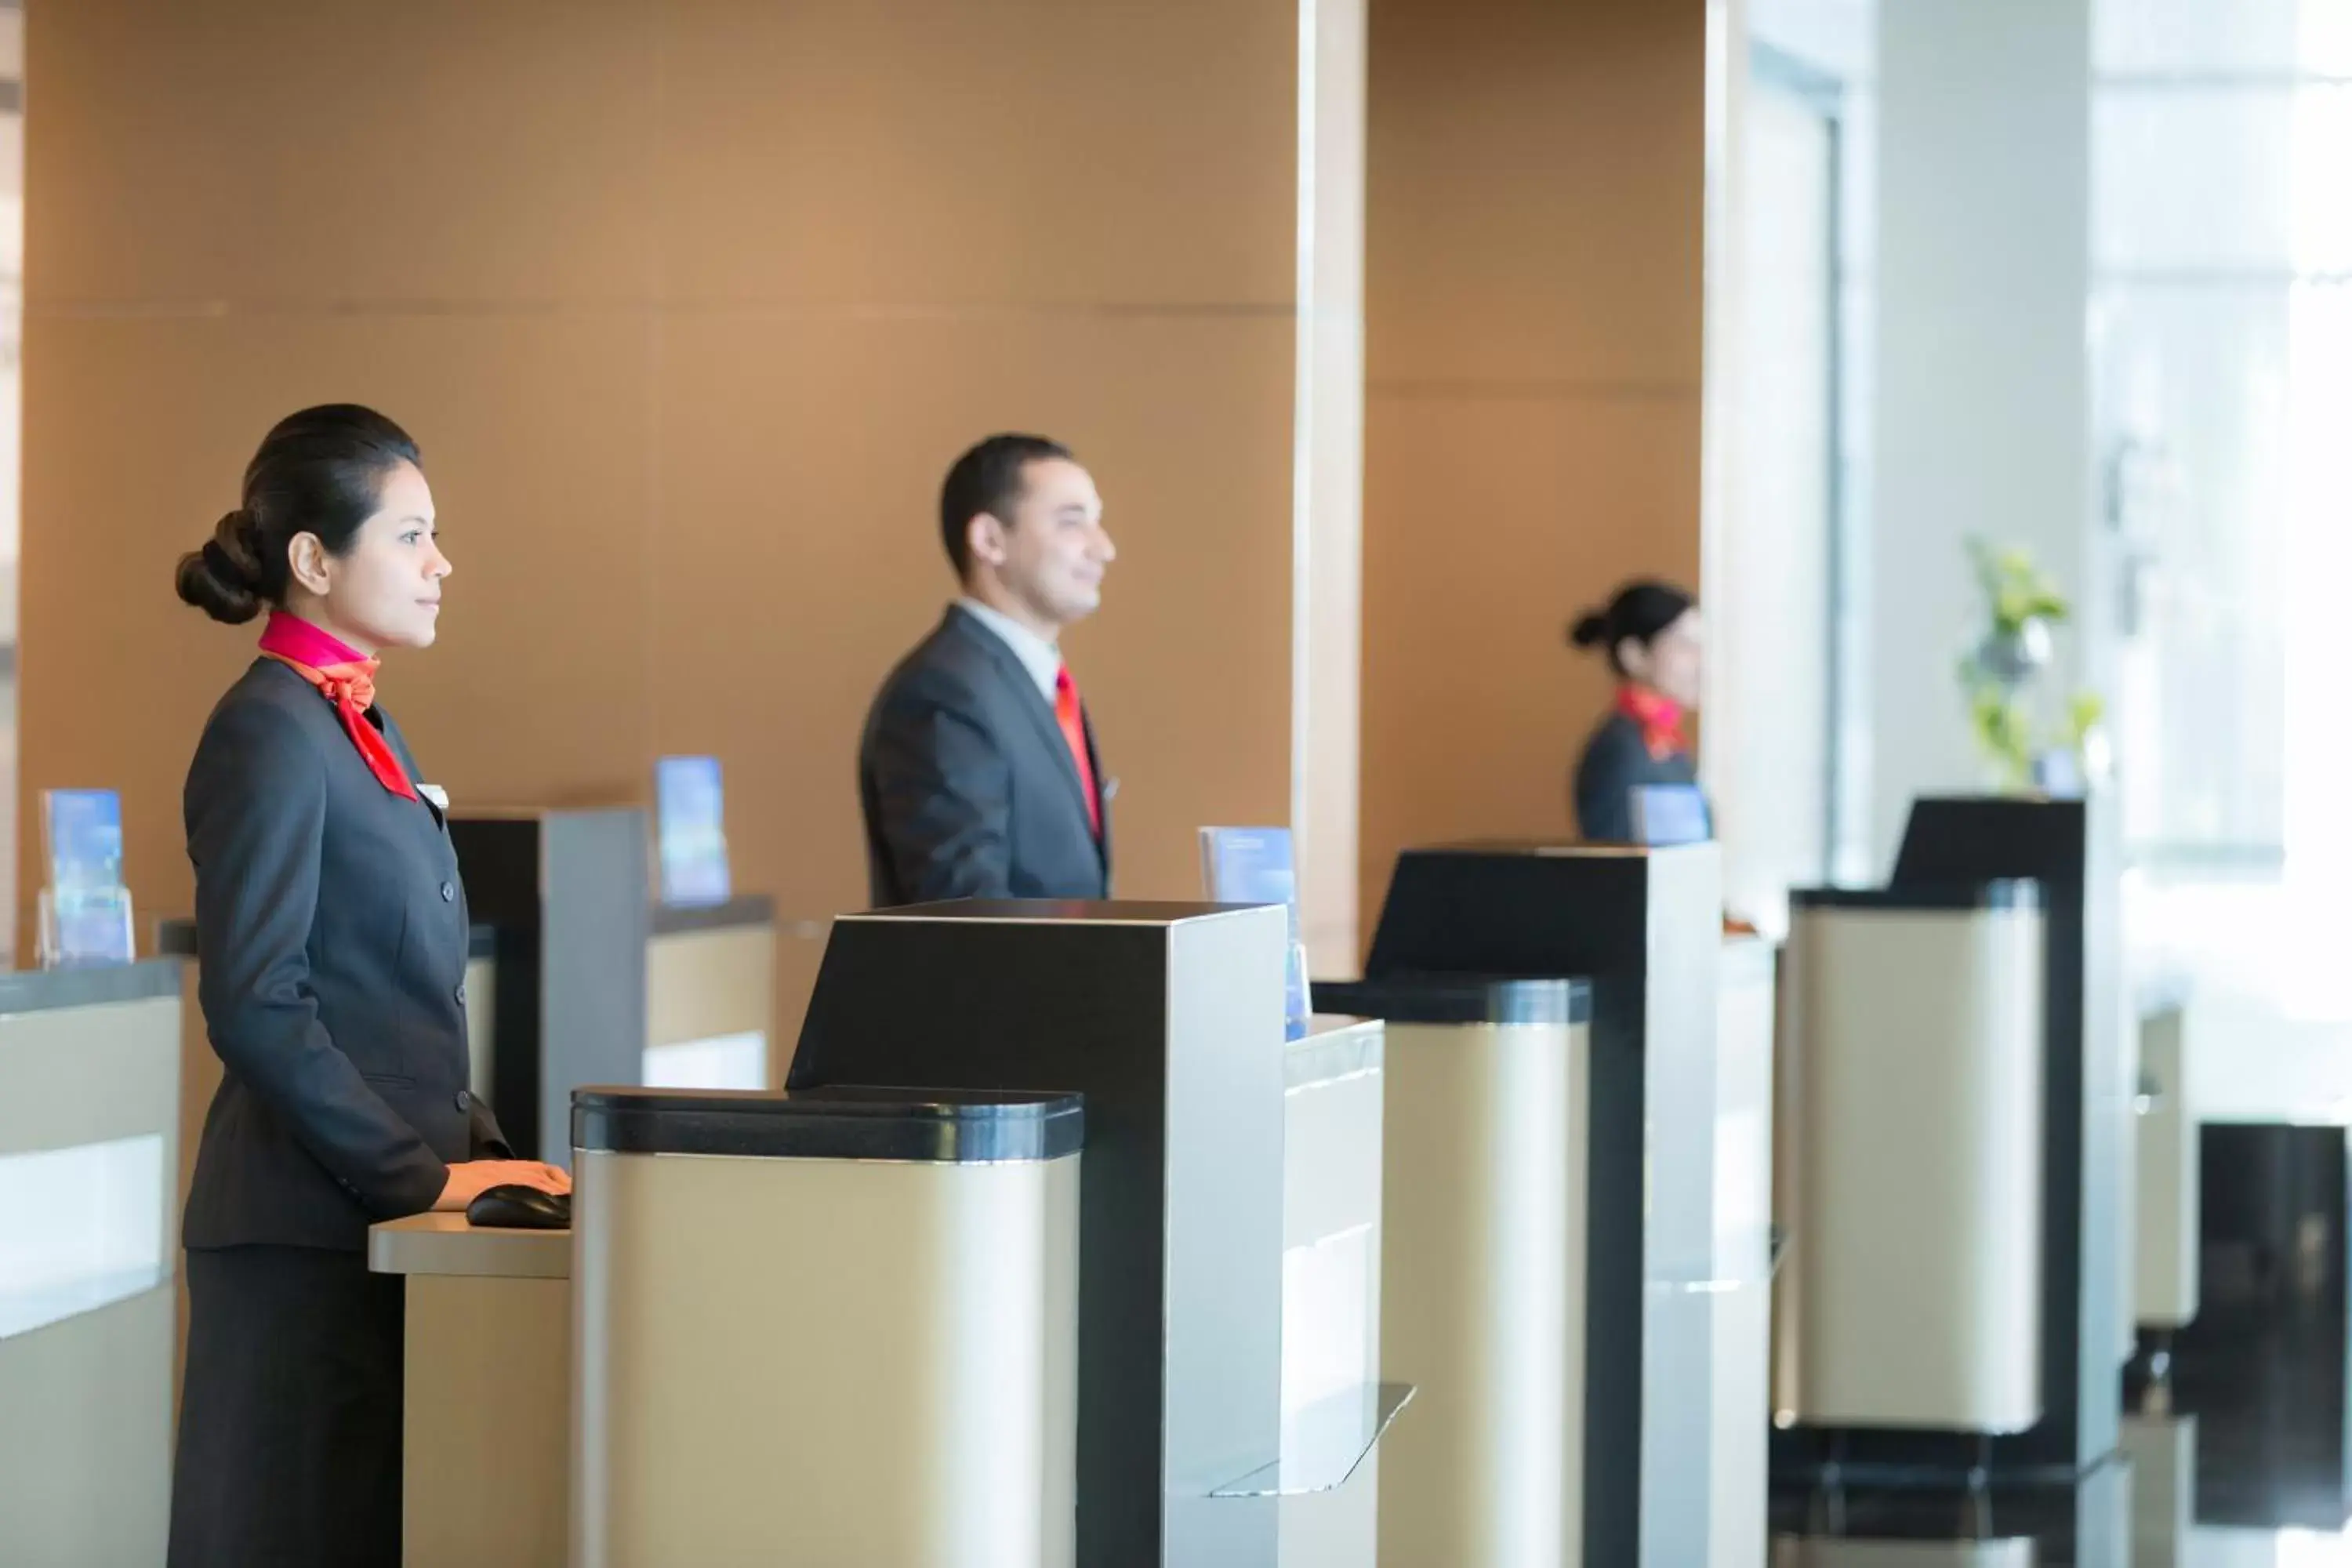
[175,404,423,625]
[938,434,1075,582]
[1568,579,1696,676]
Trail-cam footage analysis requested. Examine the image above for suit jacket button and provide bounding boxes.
[455,982,468,1005]
[455,1090,472,1112]
[441,882,456,902]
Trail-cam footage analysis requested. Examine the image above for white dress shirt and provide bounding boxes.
[956,597,1064,705]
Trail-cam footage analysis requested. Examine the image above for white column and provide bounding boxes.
[1871,0,2096,869]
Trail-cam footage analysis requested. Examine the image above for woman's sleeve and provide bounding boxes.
[1573,730,1638,844]
[468,1099,514,1160]
[186,702,448,1217]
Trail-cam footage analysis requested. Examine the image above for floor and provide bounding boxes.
[1768,1251,2352,1565]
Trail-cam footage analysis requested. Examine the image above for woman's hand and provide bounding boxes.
[432,1159,572,1212]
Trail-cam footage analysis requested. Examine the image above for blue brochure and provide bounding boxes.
[655,756,732,907]
[1199,826,1312,1040]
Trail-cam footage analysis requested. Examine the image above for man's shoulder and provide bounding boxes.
[877,610,1005,710]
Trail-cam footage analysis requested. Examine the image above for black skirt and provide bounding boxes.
[168,1244,405,1568]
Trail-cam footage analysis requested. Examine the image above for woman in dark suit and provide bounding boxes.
[166,405,568,1568]
[1568,579,1705,843]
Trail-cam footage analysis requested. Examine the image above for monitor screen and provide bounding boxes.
[1630,783,1712,847]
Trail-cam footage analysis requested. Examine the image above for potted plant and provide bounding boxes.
[1958,539,2106,793]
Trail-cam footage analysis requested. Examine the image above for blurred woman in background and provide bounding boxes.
[1567,579,1704,844]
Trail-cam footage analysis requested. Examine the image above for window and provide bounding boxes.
[2098,0,2352,1011]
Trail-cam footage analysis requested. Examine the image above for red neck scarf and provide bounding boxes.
[258,612,419,802]
[1616,683,1689,762]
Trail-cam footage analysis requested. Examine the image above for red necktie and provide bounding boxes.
[1054,666,1103,837]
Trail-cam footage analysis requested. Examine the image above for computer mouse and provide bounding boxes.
[465,1183,572,1231]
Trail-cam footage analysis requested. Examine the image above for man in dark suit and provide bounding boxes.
[861,434,1117,905]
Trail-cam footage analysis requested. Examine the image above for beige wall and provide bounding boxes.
[24,4,1363,990]
[1361,0,1713,946]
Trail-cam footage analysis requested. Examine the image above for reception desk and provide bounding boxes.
[1774,796,2124,1485]
[374,1083,1090,1568]
[1777,883,2047,1436]
[788,899,1362,1568]
[1272,1016,1401,1568]
[370,1214,570,1568]
[1320,840,1747,1568]
[641,897,777,1090]
[572,1087,1084,1568]
[0,960,184,1567]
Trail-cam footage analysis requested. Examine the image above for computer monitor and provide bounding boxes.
[1630,783,1711,847]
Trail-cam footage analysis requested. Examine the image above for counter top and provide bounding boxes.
[1790,880,2042,913]
[1722,935,1780,986]
[167,898,779,956]
[650,894,777,937]
[575,1086,1085,1163]
[1312,975,1590,1026]
[1288,1016,1383,1089]
[368,1212,571,1280]
[0,959,181,1017]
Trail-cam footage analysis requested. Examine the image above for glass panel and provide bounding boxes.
[2095,89,2310,273]
[1207,1382,1414,1499]
[1749,0,1876,82]
[2096,282,2294,855]
[2097,0,2352,75]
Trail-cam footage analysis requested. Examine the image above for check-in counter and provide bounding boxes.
[1320,840,1735,1568]
[787,899,1380,1568]
[641,896,778,1089]
[369,1214,569,1568]
[1776,884,2046,1435]
[2132,1003,2198,1340]
[0,960,184,1567]
[1271,1016,1406,1568]
[1775,795,2125,1484]
[1715,937,1778,1568]
[1316,973,1592,1568]
[571,1086,1083,1568]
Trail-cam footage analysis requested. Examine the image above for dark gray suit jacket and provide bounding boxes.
[860,606,1111,906]
[182,659,507,1253]
[1572,710,1701,844]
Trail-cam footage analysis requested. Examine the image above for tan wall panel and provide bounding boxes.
[28,0,662,309]
[24,3,1346,967]
[652,0,1298,307]
[1361,0,1711,952]
[646,925,774,1047]
[650,313,1298,916]
[20,314,658,938]
[1366,0,1708,390]
[1359,393,1701,933]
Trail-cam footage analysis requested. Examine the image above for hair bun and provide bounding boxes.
[1568,611,1610,650]
[174,509,267,625]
